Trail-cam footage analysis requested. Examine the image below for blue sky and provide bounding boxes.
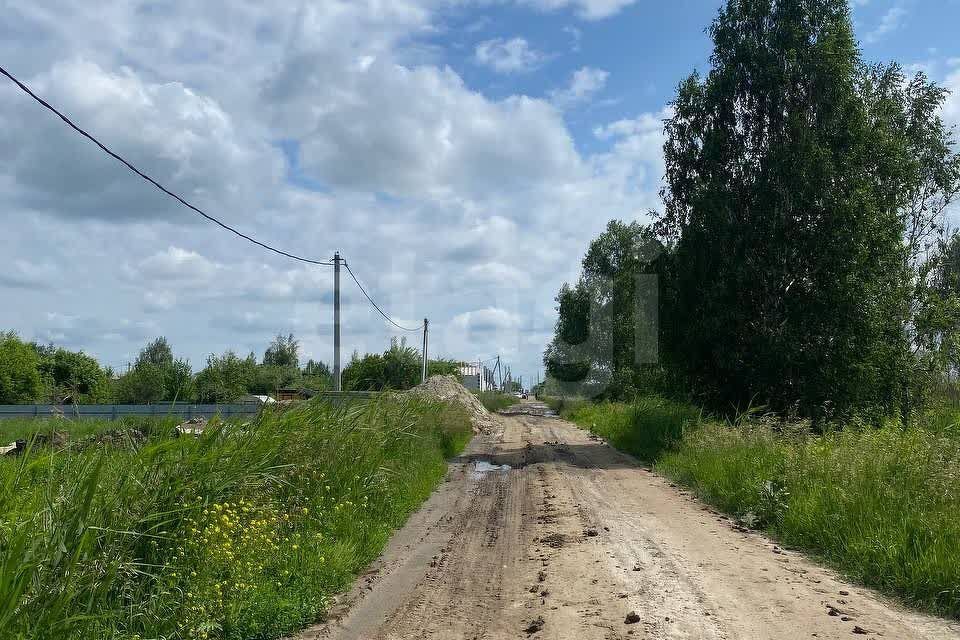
[1,0,959,386]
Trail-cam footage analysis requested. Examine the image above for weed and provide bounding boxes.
[0,395,470,639]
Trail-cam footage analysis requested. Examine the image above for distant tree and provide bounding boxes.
[194,351,257,403]
[302,359,330,378]
[913,232,960,388]
[302,359,332,391]
[0,332,41,404]
[117,337,193,403]
[342,338,421,391]
[36,347,111,403]
[656,0,960,419]
[427,359,460,377]
[544,221,667,399]
[136,337,174,369]
[249,364,300,395]
[263,333,299,369]
[116,364,166,404]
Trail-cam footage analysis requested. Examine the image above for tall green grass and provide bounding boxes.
[0,415,186,444]
[559,396,960,619]
[0,396,471,639]
[474,391,519,412]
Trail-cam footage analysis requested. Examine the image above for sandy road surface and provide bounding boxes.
[294,401,960,640]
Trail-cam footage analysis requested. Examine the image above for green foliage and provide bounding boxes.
[0,332,41,404]
[116,338,193,404]
[194,351,257,403]
[248,364,300,395]
[544,221,666,399]
[427,359,460,377]
[263,333,299,369]
[35,346,111,403]
[656,0,960,419]
[475,391,519,412]
[0,395,471,639]
[342,338,422,391]
[564,396,960,618]
[546,1,960,420]
[563,396,702,461]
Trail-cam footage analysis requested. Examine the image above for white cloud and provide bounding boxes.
[549,66,609,108]
[0,0,669,383]
[270,56,584,199]
[520,0,637,20]
[475,37,547,73]
[453,307,522,332]
[864,4,907,44]
[133,246,220,283]
[0,59,282,222]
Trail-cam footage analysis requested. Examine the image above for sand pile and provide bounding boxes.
[410,375,498,435]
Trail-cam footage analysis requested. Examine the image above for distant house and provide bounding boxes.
[274,388,314,402]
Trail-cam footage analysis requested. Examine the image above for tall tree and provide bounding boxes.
[658,0,959,419]
[263,333,299,369]
[0,332,41,404]
[544,221,666,398]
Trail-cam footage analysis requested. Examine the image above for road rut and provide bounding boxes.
[294,401,960,640]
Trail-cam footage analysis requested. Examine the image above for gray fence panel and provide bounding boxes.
[0,404,263,420]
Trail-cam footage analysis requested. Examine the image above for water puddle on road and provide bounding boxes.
[471,460,512,478]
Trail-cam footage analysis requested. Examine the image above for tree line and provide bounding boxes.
[0,331,459,404]
[545,0,960,423]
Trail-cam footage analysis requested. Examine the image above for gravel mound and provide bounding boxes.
[410,375,498,435]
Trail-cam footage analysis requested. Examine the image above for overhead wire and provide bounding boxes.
[343,261,423,332]
[0,64,432,334]
[0,64,333,266]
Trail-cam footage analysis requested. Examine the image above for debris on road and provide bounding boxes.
[625,611,641,624]
[174,417,207,437]
[523,616,545,634]
[1,440,24,456]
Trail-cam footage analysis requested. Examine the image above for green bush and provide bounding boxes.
[563,396,960,619]
[475,391,519,412]
[0,395,471,639]
[0,333,41,404]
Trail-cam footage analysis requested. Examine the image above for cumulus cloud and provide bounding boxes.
[269,55,583,199]
[863,4,908,43]
[0,0,669,382]
[520,0,637,20]
[0,59,283,222]
[475,37,547,73]
[549,66,609,108]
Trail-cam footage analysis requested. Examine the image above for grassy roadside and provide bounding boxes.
[553,395,960,619]
[475,391,520,412]
[0,395,471,640]
[0,415,187,444]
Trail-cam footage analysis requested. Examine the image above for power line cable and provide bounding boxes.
[0,64,333,266]
[343,261,423,332]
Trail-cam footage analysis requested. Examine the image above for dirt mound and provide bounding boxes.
[410,375,498,435]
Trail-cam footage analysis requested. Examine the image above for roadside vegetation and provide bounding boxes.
[475,391,520,413]
[555,397,960,619]
[0,415,186,444]
[0,395,470,640]
[0,331,464,406]
[543,0,960,623]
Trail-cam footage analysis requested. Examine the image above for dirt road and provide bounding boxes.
[295,401,960,640]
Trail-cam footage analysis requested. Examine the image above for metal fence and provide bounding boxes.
[0,393,383,420]
[0,403,262,420]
